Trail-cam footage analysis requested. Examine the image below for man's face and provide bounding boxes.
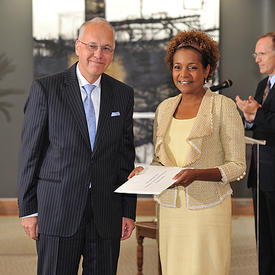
[75,22,114,83]
[254,37,275,76]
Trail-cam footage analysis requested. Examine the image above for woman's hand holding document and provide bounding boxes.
[115,166,182,194]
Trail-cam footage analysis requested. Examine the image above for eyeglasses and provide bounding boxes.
[78,40,113,55]
[252,51,275,59]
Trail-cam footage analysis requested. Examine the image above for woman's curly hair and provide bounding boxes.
[165,30,219,81]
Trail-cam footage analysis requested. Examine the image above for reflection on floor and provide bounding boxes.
[0,216,257,275]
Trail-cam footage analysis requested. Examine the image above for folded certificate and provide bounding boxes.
[115,166,182,195]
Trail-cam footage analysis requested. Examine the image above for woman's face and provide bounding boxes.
[172,48,210,95]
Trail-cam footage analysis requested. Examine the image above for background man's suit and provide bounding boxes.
[247,77,275,275]
[17,63,136,273]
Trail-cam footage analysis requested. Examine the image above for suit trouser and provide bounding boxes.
[252,188,275,275]
[36,191,121,275]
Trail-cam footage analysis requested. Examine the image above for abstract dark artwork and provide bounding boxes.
[32,0,220,164]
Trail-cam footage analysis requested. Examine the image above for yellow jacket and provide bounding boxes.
[152,89,246,209]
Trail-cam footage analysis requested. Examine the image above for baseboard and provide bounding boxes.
[0,198,157,216]
[0,198,19,216]
[231,198,254,216]
[0,198,254,216]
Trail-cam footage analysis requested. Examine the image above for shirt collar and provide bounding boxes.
[76,63,101,89]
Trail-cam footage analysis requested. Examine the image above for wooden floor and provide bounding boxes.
[0,215,257,275]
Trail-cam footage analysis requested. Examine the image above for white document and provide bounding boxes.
[115,166,182,195]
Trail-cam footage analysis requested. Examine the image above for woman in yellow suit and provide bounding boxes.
[129,30,246,275]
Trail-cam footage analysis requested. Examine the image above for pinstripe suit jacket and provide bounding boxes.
[18,63,136,238]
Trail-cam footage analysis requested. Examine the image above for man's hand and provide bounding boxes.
[121,217,135,240]
[21,216,38,240]
[235,95,261,122]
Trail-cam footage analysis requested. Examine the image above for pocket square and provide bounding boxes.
[111,112,120,117]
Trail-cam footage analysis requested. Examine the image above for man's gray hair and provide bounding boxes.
[78,17,115,41]
[258,32,275,49]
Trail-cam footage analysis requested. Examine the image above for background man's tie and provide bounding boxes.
[262,80,271,104]
[83,84,96,150]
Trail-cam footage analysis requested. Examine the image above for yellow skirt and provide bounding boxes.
[159,189,231,275]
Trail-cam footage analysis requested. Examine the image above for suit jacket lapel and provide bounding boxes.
[155,94,181,166]
[63,64,91,150]
[185,89,213,165]
[263,79,275,105]
[155,89,214,167]
[156,95,181,139]
[92,73,114,155]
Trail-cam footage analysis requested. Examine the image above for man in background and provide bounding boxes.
[236,32,275,275]
[18,17,136,275]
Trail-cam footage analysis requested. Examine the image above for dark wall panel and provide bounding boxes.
[0,0,33,197]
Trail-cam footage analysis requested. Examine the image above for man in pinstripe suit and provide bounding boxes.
[18,17,136,275]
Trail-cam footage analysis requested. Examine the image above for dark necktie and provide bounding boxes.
[83,84,96,150]
[262,80,271,104]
